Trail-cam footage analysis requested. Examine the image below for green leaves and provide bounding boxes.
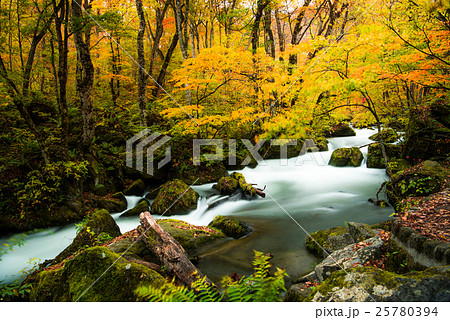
[136,251,288,302]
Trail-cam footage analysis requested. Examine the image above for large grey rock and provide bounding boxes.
[307,266,450,302]
[315,236,383,281]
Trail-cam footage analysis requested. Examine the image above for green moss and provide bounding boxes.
[215,177,239,195]
[208,215,251,239]
[305,266,450,301]
[329,147,363,167]
[158,219,225,254]
[29,247,165,301]
[387,159,411,175]
[367,143,402,168]
[150,179,199,216]
[385,161,448,206]
[170,162,228,185]
[29,269,65,301]
[369,128,399,143]
[327,123,356,137]
[121,199,149,217]
[124,179,146,196]
[230,172,256,196]
[305,226,348,257]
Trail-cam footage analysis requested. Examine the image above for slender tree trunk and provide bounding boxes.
[136,0,147,127]
[274,9,285,60]
[52,0,69,159]
[175,0,192,105]
[289,0,311,65]
[251,0,269,55]
[72,0,95,153]
[263,7,275,58]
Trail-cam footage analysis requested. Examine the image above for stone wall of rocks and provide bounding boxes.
[391,219,449,268]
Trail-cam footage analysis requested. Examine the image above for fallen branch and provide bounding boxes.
[138,211,209,287]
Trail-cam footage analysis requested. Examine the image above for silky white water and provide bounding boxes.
[0,128,393,284]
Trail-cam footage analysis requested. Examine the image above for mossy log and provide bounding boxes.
[138,211,208,287]
[230,172,265,198]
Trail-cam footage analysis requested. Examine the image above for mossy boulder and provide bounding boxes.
[55,209,121,262]
[314,137,329,152]
[170,162,228,185]
[305,266,450,302]
[326,123,356,137]
[329,147,363,167]
[306,226,352,258]
[124,179,146,196]
[120,199,149,217]
[29,247,164,301]
[260,139,304,160]
[369,128,399,143]
[158,219,225,254]
[367,143,402,168]
[108,237,158,263]
[93,184,108,196]
[387,159,411,175]
[208,215,251,239]
[214,177,239,195]
[385,160,448,206]
[150,179,199,216]
[348,222,376,243]
[94,193,127,213]
[403,108,450,164]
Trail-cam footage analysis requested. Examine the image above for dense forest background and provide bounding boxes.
[0,0,449,233]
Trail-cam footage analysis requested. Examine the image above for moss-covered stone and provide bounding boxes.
[348,222,376,242]
[326,123,356,137]
[305,226,350,258]
[29,247,164,301]
[387,159,411,175]
[108,238,158,263]
[385,160,448,206]
[367,143,402,168]
[150,179,199,216]
[305,266,450,302]
[95,196,127,213]
[214,177,239,195]
[170,162,228,185]
[120,199,149,217]
[124,179,146,196]
[230,172,256,196]
[55,209,121,262]
[369,128,399,143]
[208,215,251,239]
[93,184,108,196]
[329,147,363,167]
[158,219,225,254]
[314,137,329,152]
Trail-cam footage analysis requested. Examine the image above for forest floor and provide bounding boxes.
[397,188,450,243]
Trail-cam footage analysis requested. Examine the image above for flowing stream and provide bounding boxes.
[0,128,393,284]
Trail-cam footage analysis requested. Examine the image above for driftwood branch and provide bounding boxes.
[138,211,208,287]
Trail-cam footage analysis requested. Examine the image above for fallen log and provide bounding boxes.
[137,211,208,287]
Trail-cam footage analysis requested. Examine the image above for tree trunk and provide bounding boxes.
[72,0,95,153]
[136,0,148,127]
[175,0,192,105]
[289,0,312,65]
[138,212,208,287]
[263,8,275,58]
[52,0,69,159]
[274,9,285,60]
[251,0,269,55]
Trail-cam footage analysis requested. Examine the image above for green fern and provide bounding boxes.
[136,251,287,302]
